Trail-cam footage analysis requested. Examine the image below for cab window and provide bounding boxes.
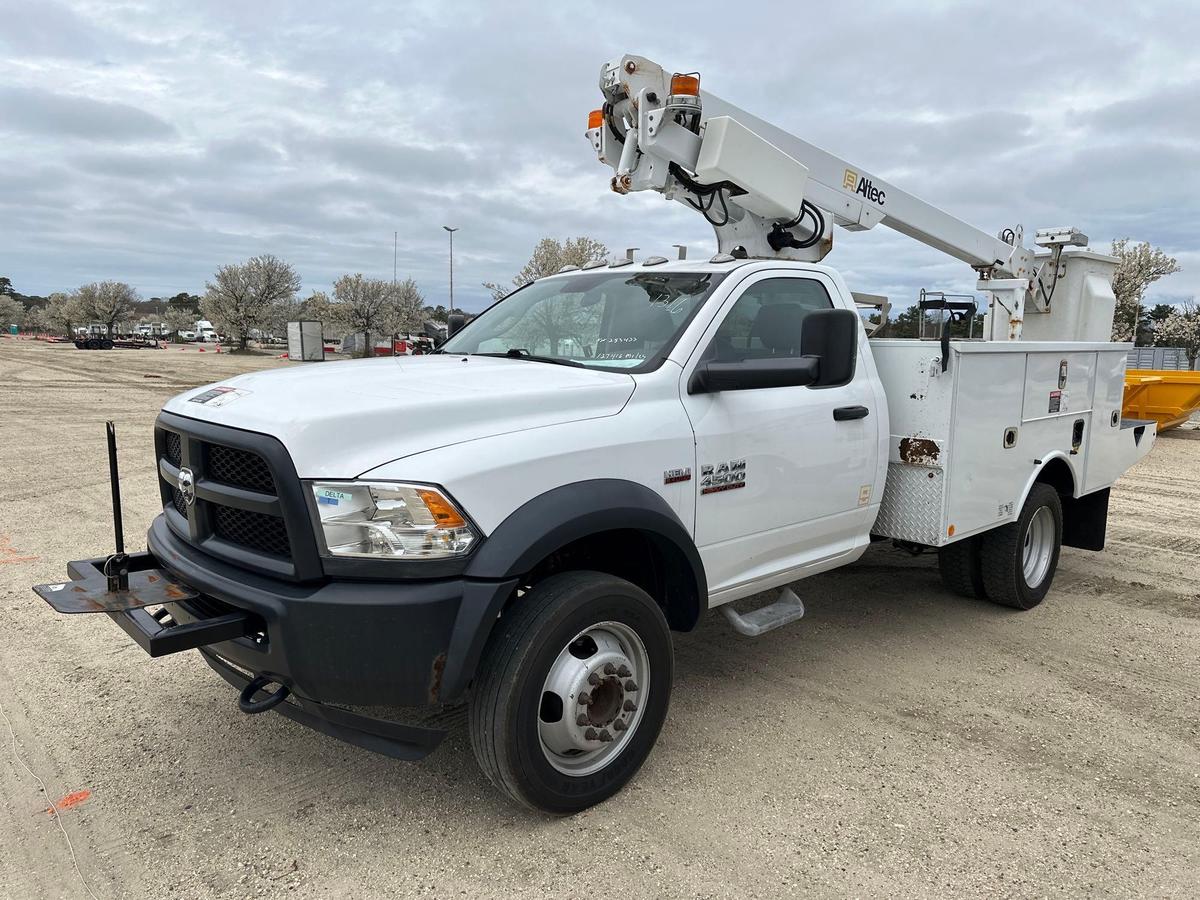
[705,277,833,362]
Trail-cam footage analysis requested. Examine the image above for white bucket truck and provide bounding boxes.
[36,55,1152,813]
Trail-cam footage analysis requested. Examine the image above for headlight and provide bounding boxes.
[309,481,479,559]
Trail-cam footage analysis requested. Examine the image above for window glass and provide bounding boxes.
[441,271,726,372]
[705,277,833,362]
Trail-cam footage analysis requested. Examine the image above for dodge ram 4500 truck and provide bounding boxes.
[36,56,1154,813]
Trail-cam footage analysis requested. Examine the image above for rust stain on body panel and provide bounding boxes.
[899,436,940,466]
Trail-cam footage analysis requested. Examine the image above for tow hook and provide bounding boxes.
[238,675,291,714]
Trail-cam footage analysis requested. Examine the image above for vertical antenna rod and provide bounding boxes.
[106,420,125,555]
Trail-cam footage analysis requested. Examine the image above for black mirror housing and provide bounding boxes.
[689,356,820,394]
[800,308,858,387]
[447,313,466,337]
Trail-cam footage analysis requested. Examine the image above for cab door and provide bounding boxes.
[679,271,878,599]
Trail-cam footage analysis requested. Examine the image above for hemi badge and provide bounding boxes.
[663,467,692,485]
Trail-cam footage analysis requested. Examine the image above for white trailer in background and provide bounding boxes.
[286,320,325,361]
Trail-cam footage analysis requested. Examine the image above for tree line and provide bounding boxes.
[0,257,449,356]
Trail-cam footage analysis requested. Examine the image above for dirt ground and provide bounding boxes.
[1,337,1197,899]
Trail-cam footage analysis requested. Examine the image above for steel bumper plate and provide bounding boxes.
[33,568,199,614]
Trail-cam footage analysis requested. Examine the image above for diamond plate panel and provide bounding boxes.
[874,463,947,545]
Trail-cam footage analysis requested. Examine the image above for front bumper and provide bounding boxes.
[48,515,517,760]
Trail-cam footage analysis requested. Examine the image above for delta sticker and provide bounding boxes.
[316,488,354,506]
[1048,390,1062,414]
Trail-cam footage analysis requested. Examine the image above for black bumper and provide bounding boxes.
[53,516,518,759]
[145,515,518,706]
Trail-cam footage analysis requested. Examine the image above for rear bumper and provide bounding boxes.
[145,514,517,707]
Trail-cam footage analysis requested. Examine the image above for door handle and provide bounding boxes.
[833,405,869,421]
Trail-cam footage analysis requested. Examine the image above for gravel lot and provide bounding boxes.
[2,338,1197,899]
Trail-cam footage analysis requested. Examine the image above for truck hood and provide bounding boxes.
[161,355,636,477]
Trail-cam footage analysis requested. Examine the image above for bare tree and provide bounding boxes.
[45,292,83,337]
[22,305,48,334]
[1156,299,1200,369]
[76,281,139,338]
[332,274,404,358]
[0,295,26,331]
[203,254,302,350]
[394,278,426,336]
[484,236,609,300]
[164,305,198,342]
[1110,239,1182,342]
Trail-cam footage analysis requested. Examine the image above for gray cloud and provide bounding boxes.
[0,0,1196,311]
[0,84,176,142]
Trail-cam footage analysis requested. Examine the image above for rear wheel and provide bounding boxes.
[980,483,1063,610]
[469,571,673,814]
[86,338,99,349]
[101,339,114,350]
[937,535,985,599]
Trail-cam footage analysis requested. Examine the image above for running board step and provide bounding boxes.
[720,587,805,637]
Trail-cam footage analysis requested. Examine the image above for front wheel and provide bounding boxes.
[469,571,673,814]
[980,483,1063,610]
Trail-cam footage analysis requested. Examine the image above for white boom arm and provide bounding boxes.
[587,55,1112,340]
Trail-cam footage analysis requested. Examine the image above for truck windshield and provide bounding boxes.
[440,271,726,371]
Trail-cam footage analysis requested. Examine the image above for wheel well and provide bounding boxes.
[1035,457,1074,498]
[1033,456,1109,551]
[516,528,702,631]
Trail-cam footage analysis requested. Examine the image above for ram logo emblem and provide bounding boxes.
[177,467,196,507]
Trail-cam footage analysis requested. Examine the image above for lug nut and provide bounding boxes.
[617,664,631,678]
[578,691,593,706]
[576,713,590,726]
[624,679,638,692]
[585,727,598,741]
[613,720,627,732]
[603,663,617,675]
[588,672,602,686]
[598,729,614,742]
[623,700,637,712]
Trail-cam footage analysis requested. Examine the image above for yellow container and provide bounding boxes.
[1123,369,1200,431]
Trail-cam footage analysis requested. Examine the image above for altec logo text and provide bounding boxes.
[842,169,886,206]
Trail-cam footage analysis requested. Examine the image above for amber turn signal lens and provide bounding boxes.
[587,109,605,130]
[670,73,700,96]
[416,489,467,528]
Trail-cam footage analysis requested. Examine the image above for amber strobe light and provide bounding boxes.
[670,73,701,96]
[588,109,605,129]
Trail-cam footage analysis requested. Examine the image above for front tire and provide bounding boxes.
[469,571,673,814]
[980,483,1063,610]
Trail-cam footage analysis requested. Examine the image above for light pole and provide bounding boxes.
[443,225,459,317]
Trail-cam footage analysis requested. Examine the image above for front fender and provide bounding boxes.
[465,478,706,598]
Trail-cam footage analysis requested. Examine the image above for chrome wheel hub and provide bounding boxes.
[538,621,649,776]
[1022,506,1055,588]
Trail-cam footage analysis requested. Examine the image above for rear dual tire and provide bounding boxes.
[938,483,1063,611]
[469,571,672,815]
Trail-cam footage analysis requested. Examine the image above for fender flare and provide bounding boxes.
[439,480,707,702]
[465,478,707,602]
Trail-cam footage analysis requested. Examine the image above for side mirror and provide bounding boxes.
[800,308,858,387]
[689,356,819,394]
[447,313,466,337]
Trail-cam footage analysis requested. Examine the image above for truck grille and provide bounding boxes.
[212,506,291,557]
[208,444,276,494]
[155,414,322,581]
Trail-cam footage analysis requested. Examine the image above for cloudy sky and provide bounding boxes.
[1,0,1196,312]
